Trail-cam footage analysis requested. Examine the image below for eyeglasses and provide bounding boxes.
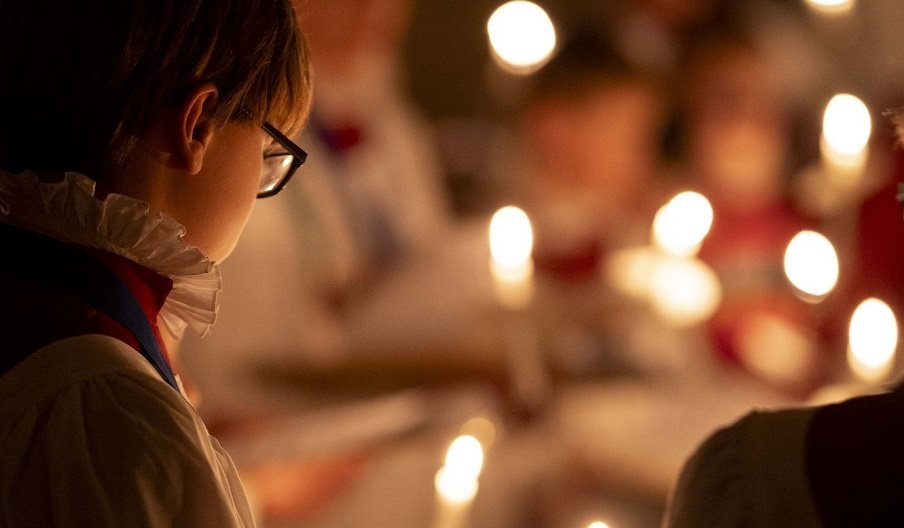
[259,121,308,199]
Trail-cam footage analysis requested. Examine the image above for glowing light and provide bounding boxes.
[460,417,497,450]
[848,298,898,383]
[489,206,534,309]
[652,191,714,257]
[823,94,871,157]
[805,0,855,14]
[435,435,484,504]
[649,256,721,328]
[487,1,556,74]
[784,230,839,300]
[489,206,533,267]
[588,522,611,528]
[606,246,659,299]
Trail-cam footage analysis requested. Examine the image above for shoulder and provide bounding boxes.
[664,407,820,528]
[1,334,187,422]
[0,335,254,527]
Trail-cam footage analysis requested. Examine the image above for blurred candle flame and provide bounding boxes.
[652,191,714,257]
[649,256,722,328]
[487,1,556,74]
[435,435,484,505]
[805,0,855,14]
[489,206,534,309]
[848,298,897,383]
[820,94,871,181]
[783,230,839,300]
[489,206,533,267]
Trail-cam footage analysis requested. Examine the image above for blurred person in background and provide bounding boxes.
[677,32,826,397]
[510,29,675,378]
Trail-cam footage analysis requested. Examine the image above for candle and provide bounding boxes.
[810,297,898,404]
[783,230,839,302]
[608,191,720,328]
[820,93,871,188]
[432,435,484,528]
[487,1,557,75]
[805,0,856,15]
[647,255,722,328]
[652,191,714,258]
[488,206,535,311]
[848,298,898,383]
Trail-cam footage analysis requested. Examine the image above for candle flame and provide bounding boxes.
[784,230,839,300]
[805,0,855,14]
[435,435,484,504]
[649,256,722,328]
[489,206,533,267]
[652,191,714,257]
[822,94,871,157]
[487,1,556,75]
[848,298,897,383]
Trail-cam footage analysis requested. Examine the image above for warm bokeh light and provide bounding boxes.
[822,94,871,158]
[435,435,485,504]
[460,417,497,450]
[848,298,898,383]
[805,0,856,15]
[487,1,557,74]
[606,246,659,299]
[489,206,533,269]
[488,206,535,309]
[783,230,839,300]
[588,522,611,528]
[649,256,722,328]
[652,191,714,257]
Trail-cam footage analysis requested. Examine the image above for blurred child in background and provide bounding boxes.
[679,33,823,395]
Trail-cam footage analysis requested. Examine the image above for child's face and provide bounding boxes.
[175,121,267,262]
[529,82,662,203]
[688,50,787,208]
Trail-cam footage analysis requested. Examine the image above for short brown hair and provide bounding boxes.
[0,0,312,180]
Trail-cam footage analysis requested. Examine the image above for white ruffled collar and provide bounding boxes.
[0,170,220,338]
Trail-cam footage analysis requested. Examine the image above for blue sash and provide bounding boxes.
[0,223,180,391]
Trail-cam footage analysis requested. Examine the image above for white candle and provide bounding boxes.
[783,230,839,302]
[488,206,535,311]
[432,435,484,528]
[652,191,713,258]
[820,93,871,187]
[487,1,557,75]
[848,298,898,383]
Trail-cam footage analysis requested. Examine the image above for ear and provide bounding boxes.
[177,83,219,175]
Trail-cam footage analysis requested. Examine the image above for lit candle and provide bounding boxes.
[848,298,898,383]
[652,191,714,258]
[488,206,535,311]
[617,191,721,328]
[648,255,722,328]
[805,0,856,15]
[433,435,485,528]
[783,230,839,302]
[487,1,557,75]
[820,93,871,187]
[810,297,898,404]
